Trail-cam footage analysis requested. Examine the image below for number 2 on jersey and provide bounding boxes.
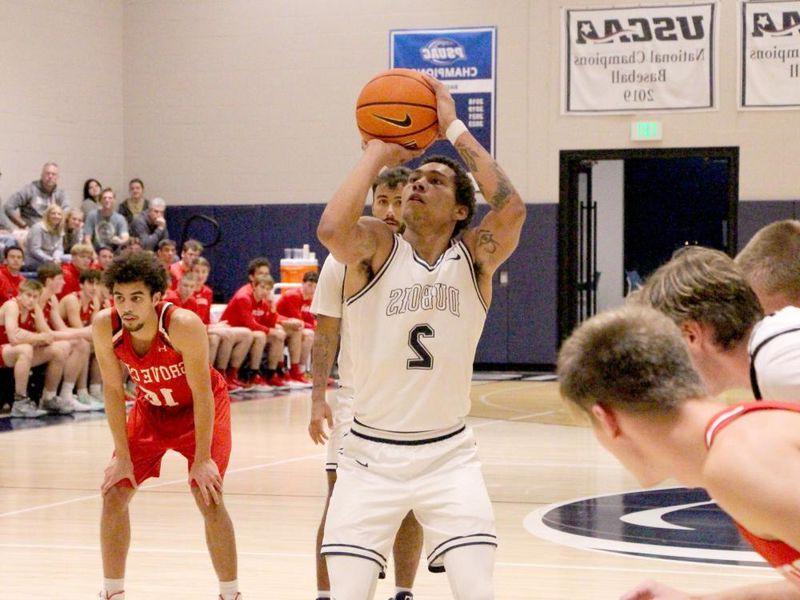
[142,387,179,407]
[407,324,435,370]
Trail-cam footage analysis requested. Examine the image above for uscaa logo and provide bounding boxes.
[420,38,466,66]
[524,487,769,568]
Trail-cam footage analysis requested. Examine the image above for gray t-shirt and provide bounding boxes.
[4,180,68,227]
[84,209,128,249]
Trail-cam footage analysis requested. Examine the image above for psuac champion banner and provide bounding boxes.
[740,0,800,109]
[391,27,496,159]
[562,3,718,114]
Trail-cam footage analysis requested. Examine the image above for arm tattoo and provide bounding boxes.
[312,330,339,392]
[477,229,499,254]
[489,164,513,211]
[456,144,480,173]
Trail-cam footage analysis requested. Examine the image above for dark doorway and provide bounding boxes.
[558,147,739,345]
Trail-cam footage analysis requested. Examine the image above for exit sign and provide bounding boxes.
[631,121,662,141]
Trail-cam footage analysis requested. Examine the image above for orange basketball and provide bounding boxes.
[356,68,439,150]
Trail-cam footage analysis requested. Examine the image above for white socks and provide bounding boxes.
[60,380,75,401]
[103,577,124,597]
[90,383,102,397]
[219,579,239,599]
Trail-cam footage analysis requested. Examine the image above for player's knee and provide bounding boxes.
[53,341,71,360]
[16,344,34,362]
[303,329,314,342]
[102,486,133,514]
[270,329,286,342]
[252,330,267,344]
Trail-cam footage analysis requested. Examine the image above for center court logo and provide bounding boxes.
[524,487,769,567]
[420,38,466,65]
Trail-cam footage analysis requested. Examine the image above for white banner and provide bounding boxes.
[740,1,800,109]
[562,3,718,114]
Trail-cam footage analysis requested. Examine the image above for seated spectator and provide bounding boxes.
[81,178,102,220]
[164,271,200,312]
[58,268,104,410]
[169,239,203,290]
[0,278,70,416]
[84,188,129,250]
[59,243,94,299]
[220,274,292,390]
[248,256,271,278]
[93,246,114,271]
[63,208,85,255]
[24,203,65,270]
[4,162,68,230]
[275,271,317,385]
[0,246,25,305]
[119,237,144,254]
[117,178,149,228]
[192,257,254,391]
[131,197,169,251]
[37,262,93,412]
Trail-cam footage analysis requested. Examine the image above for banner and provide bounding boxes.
[562,3,718,114]
[740,0,800,109]
[391,27,496,159]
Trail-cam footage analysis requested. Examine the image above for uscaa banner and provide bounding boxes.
[563,3,718,114]
[741,0,800,109]
[391,27,496,159]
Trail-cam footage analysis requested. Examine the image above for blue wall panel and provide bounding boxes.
[737,201,797,251]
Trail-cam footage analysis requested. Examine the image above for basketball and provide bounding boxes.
[356,68,439,150]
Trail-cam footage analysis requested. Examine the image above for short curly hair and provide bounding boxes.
[421,155,475,238]
[103,251,168,296]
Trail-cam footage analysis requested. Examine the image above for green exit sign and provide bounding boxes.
[631,121,662,141]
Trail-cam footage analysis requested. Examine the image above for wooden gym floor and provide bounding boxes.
[0,382,777,599]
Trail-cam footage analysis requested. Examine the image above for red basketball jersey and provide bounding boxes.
[0,299,36,345]
[73,292,97,326]
[705,401,800,586]
[112,301,225,408]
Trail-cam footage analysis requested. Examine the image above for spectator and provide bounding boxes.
[169,239,203,289]
[4,162,68,230]
[220,274,291,390]
[59,243,95,299]
[63,208,85,255]
[119,237,144,254]
[94,246,114,271]
[25,204,65,270]
[130,197,169,251]
[192,256,254,391]
[275,270,317,385]
[117,178,149,228]
[84,188,129,250]
[37,262,93,412]
[0,279,67,418]
[164,271,200,313]
[248,256,271,278]
[0,246,25,305]
[81,178,102,219]
[0,170,17,233]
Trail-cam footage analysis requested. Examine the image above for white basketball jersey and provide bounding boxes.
[345,234,488,432]
[748,306,800,401]
[310,254,354,421]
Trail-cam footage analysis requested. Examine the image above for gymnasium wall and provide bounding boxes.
[0,0,124,209]
[124,0,799,205]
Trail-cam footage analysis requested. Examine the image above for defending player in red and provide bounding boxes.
[92,251,241,600]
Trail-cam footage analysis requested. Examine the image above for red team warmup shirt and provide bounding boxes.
[0,266,24,305]
[705,401,800,587]
[111,301,231,486]
[69,292,98,326]
[0,300,37,366]
[220,284,280,333]
[192,284,213,325]
[59,262,81,299]
[163,289,200,315]
[275,287,316,330]
[169,261,189,290]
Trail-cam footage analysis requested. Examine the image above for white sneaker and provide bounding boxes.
[41,395,75,415]
[10,396,47,418]
[64,395,92,412]
[77,390,105,411]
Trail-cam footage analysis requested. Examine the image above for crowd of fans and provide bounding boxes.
[0,162,319,418]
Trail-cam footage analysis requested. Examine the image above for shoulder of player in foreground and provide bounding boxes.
[168,306,205,330]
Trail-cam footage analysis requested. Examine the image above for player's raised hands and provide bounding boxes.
[419,74,457,138]
[190,457,223,506]
[308,396,334,445]
[362,138,423,167]
[620,580,691,600]
[101,455,137,495]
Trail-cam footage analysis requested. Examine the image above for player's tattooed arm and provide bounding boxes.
[309,315,338,444]
[455,142,517,212]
